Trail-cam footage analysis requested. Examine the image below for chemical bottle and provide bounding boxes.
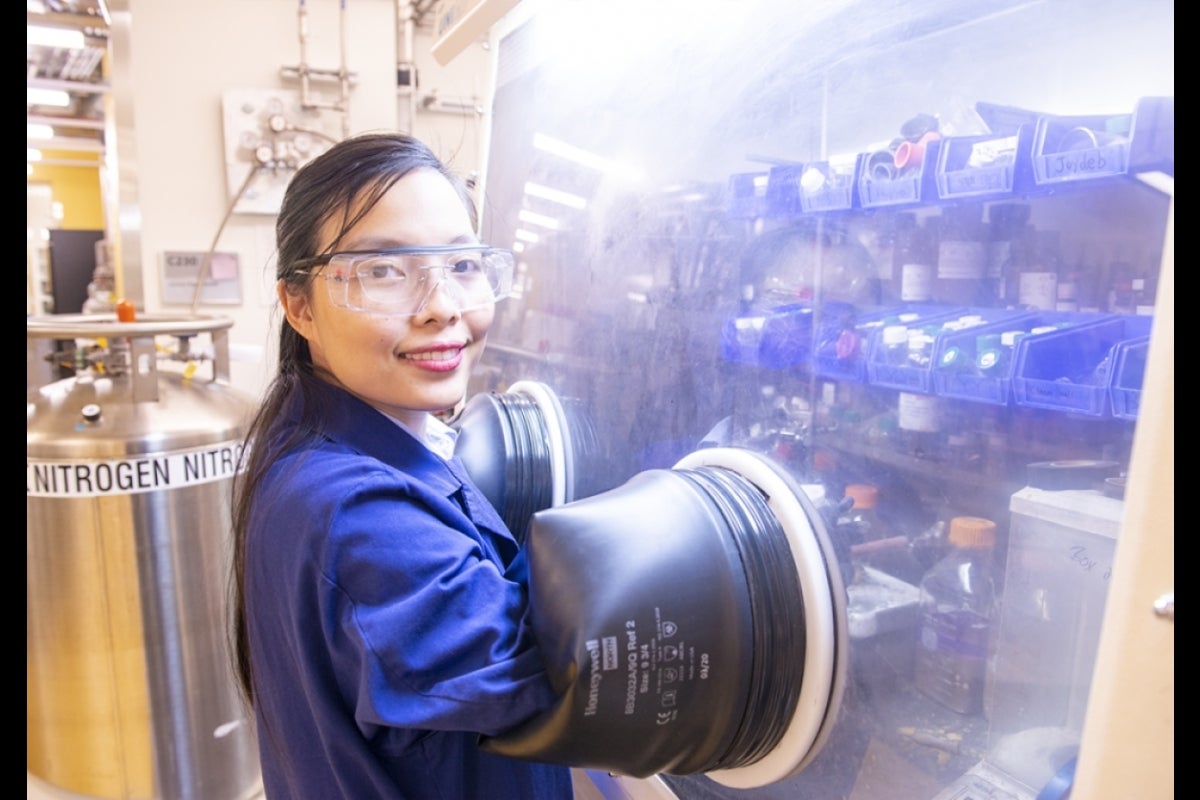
[896,217,935,303]
[933,204,988,306]
[1055,269,1081,312]
[870,212,915,306]
[905,325,937,369]
[845,483,924,585]
[1132,252,1159,316]
[881,324,909,366]
[1068,243,1104,313]
[896,391,940,459]
[986,202,1031,307]
[1105,245,1137,314]
[914,515,998,715]
[843,483,883,544]
[1017,229,1061,311]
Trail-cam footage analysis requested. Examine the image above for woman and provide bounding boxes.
[230,132,574,799]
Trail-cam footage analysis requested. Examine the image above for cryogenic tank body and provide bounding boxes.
[27,314,262,800]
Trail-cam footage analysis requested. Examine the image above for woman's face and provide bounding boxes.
[280,168,493,425]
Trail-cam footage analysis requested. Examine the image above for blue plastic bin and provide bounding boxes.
[931,311,1104,406]
[720,302,815,369]
[726,171,770,219]
[764,159,859,217]
[1013,314,1154,416]
[1031,97,1174,187]
[935,124,1037,201]
[764,164,805,218]
[857,139,942,209]
[815,303,946,383]
[863,306,979,393]
[1110,336,1151,421]
[799,158,859,213]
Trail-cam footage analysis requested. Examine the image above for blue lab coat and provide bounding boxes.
[245,381,573,799]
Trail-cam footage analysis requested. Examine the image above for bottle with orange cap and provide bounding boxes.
[913,515,998,715]
[116,298,137,321]
[843,482,924,585]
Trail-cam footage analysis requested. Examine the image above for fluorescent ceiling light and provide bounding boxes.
[517,209,560,230]
[28,148,43,162]
[514,229,540,244]
[532,133,612,171]
[28,88,71,107]
[523,181,587,210]
[28,123,55,140]
[28,24,86,49]
[532,133,644,184]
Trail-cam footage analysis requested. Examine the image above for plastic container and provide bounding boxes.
[935,125,1037,201]
[726,171,770,219]
[864,307,984,393]
[800,157,859,213]
[844,483,884,545]
[857,138,942,209]
[847,565,920,697]
[914,516,998,715]
[1031,96,1174,187]
[720,302,815,368]
[813,303,943,383]
[763,157,860,218]
[764,164,806,218]
[930,310,1099,406]
[1012,313,1154,416]
[845,483,924,585]
[1109,336,1151,420]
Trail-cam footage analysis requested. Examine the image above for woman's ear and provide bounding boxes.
[278,280,316,339]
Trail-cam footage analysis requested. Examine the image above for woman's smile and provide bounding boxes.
[401,344,466,371]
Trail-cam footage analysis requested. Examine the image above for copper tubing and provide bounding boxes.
[849,535,909,556]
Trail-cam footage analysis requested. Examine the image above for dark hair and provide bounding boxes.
[228,132,477,708]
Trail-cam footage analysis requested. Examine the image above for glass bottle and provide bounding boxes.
[933,204,988,306]
[1018,229,1061,311]
[845,482,924,585]
[1132,252,1158,316]
[1070,243,1104,313]
[1055,265,1081,312]
[914,516,998,715]
[986,202,1031,307]
[881,324,909,366]
[1106,245,1136,314]
[897,218,935,303]
[897,391,940,459]
[877,212,916,306]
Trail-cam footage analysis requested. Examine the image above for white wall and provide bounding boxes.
[125,0,495,400]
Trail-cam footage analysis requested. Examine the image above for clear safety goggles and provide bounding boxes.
[295,245,515,316]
